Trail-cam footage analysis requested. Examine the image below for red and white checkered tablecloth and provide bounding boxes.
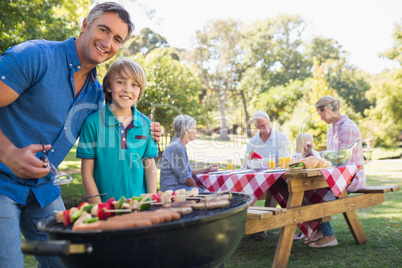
[195,170,286,204]
[271,165,360,241]
[197,165,360,242]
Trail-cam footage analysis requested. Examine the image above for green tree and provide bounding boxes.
[380,21,402,64]
[364,21,402,147]
[307,37,372,116]
[241,15,311,90]
[0,0,91,53]
[135,47,205,151]
[187,19,244,140]
[121,27,169,57]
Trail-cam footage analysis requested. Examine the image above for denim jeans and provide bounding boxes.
[317,221,334,236]
[0,191,65,268]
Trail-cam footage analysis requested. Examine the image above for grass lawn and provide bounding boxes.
[23,146,401,267]
[226,160,402,267]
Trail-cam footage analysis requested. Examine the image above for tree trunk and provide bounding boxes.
[217,89,229,141]
[240,90,252,138]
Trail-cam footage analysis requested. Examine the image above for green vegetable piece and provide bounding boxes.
[82,204,95,213]
[84,217,99,224]
[131,195,143,202]
[72,209,83,222]
[116,196,127,209]
[139,197,152,211]
[116,196,127,215]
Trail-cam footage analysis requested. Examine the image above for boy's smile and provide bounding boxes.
[107,76,140,117]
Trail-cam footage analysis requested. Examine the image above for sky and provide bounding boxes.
[125,0,402,74]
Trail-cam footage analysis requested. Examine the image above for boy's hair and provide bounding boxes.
[295,132,314,156]
[103,59,147,104]
[86,1,134,43]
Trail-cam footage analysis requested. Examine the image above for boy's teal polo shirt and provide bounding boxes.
[76,104,158,202]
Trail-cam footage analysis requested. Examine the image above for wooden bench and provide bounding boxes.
[246,185,399,267]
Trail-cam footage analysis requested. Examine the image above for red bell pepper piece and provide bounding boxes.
[97,203,110,220]
[78,201,89,210]
[107,197,116,210]
[62,209,71,226]
[151,193,161,203]
[97,198,116,220]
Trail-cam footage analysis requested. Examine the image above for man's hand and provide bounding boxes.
[207,164,220,173]
[147,114,162,142]
[4,144,51,179]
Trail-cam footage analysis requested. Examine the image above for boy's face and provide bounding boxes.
[107,76,140,113]
[78,12,128,67]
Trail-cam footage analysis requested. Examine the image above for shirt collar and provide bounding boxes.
[64,37,97,81]
[101,103,145,127]
[333,114,349,127]
[171,137,186,150]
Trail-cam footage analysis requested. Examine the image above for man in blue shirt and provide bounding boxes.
[245,110,289,240]
[0,2,161,267]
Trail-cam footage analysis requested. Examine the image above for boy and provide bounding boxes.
[77,59,158,203]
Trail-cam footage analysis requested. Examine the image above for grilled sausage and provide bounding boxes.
[72,219,152,231]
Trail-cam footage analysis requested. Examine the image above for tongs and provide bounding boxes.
[41,142,73,185]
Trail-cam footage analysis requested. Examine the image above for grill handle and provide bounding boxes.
[22,240,93,256]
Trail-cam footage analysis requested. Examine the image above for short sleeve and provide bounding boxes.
[143,135,158,159]
[0,41,44,95]
[76,117,97,159]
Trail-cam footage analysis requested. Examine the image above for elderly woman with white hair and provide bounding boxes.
[308,95,366,248]
[160,114,219,192]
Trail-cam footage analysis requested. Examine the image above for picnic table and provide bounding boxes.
[195,166,399,267]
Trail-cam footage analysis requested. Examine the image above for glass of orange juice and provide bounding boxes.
[285,156,291,168]
[269,157,276,169]
[227,163,234,170]
[279,157,286,169]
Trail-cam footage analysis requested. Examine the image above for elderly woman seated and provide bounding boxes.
[160,114,219,192]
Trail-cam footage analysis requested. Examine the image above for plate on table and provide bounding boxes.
[229,169,255,175]
[208,170,232,175]
[262,168,288,173]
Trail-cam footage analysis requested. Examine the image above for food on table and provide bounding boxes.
[248,150,263,159]
[288,156,331,170]
[316,158,332,168]
[303,156,319,169]
[321,148,352,166]
[288,160,305,170]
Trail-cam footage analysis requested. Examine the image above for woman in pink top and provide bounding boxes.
[309,95,366,248]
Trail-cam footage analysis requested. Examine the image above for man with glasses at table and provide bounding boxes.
[245,110,289,240]
[0,2,161,267]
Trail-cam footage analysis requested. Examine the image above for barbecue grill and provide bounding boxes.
[22,192,253,268]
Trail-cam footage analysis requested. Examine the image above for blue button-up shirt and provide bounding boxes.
[160,137,192,191]
[0,37,103,207]
[245,129,289,162]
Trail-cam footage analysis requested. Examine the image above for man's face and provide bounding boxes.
[255,118,271,135]
[79,12,128,66]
